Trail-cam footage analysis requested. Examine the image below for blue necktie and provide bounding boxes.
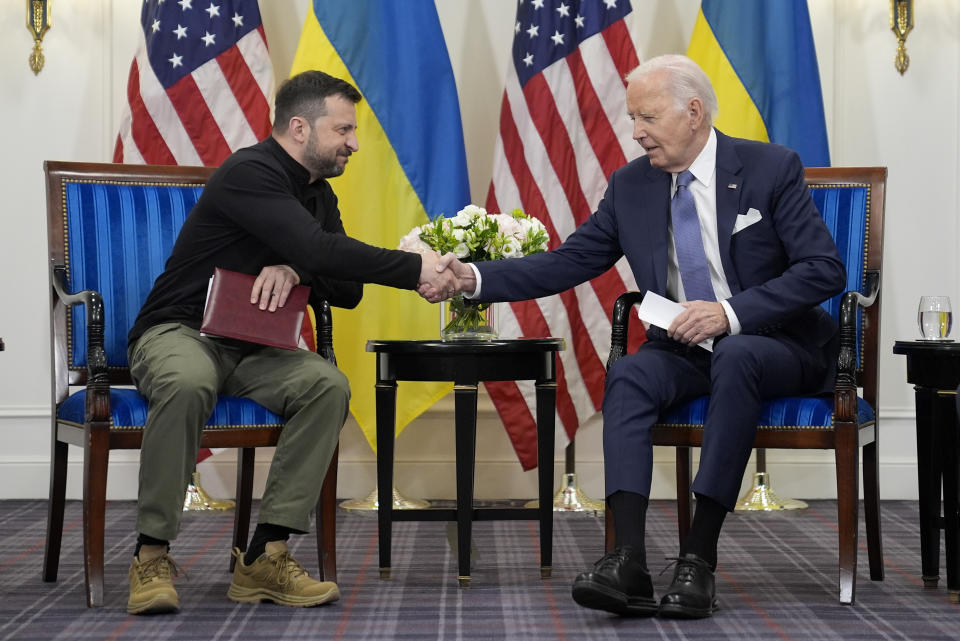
[672,170,715,302]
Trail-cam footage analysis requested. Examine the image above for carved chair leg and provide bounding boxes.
[83,431,109,608]
[835,429,860,605]
[43,436,68,583]
[862,439,884,581]
[316,445,338,582]
[863,441,883,581]
[231,447,256,573]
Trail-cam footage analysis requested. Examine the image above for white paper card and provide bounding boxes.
[199,276,214,337]
[636,291,714,352]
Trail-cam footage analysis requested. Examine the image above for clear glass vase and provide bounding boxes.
[440,295,497,340]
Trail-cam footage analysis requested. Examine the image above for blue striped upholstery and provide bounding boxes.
[658,395,875,430]
[658,183,874,430]
[56,178,284,431]
[813,185,869,373]
[63,180,203,370]
[58,389,284,430]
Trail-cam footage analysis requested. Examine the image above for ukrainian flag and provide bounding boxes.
[290,1,470,449]
[687,0,830,166]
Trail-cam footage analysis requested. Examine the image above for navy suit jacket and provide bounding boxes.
[475,130,846,358]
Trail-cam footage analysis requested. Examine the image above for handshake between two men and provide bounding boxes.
[416,253,474,304]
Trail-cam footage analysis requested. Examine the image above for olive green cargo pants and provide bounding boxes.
[128,323,349,540]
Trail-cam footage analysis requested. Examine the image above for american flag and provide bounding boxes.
[484,0,644,470]
[113,0,273,166]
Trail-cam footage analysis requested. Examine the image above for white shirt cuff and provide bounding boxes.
[464,263,482,299]
[720,299,741,335]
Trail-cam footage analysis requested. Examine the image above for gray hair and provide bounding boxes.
[626,55,718,125]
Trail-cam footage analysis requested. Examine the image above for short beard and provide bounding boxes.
[316,160,345,178]
[304,146,345,179]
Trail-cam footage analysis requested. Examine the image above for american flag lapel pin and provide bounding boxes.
[728,183,738,190]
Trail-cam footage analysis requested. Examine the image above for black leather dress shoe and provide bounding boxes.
[658,553,719,619]
[571,546,658,616]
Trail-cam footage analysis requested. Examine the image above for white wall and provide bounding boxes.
[0,0,955,502]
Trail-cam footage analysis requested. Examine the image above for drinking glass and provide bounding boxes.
[917,296,953,340]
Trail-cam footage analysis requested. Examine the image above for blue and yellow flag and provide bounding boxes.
[687,0,830,166]
[290,1,470,449]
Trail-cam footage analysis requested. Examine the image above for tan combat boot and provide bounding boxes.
[127,546,180,615]
[227,541,339,607]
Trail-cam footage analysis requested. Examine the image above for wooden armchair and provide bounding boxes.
[42,161,339,607]
[606,167,887,604]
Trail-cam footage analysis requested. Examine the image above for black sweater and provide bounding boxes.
[129,136,421,345]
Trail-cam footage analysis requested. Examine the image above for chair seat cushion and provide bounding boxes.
[57,388,284,431]
[657,395,875,430]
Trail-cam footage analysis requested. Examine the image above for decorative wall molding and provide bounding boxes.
[0,406,51,419]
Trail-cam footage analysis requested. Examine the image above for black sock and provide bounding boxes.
[679,493,727,569]
[245,523,294,565]
[134,533,169,559]
[607,490,648,567]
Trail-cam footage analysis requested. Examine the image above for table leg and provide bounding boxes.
[535,379,557,579]
[376,379,398,580]
[915,387,943,587]
[936,390,960,602]
[454,383,478,587]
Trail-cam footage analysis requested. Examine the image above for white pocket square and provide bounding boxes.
[733,207,763,234]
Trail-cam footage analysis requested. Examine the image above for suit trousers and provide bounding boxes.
[128,322,350,541]
[602,333,829,510]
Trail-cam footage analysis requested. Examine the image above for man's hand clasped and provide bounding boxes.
[667,300,730,345]
[417,253,476,303]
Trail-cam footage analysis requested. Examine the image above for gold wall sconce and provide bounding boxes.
[26,0,52,75]
[890,0,913,75]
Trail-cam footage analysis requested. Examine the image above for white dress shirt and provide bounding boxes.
[668,129,741,335]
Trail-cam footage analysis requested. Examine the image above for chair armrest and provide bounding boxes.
[51,264,111,421]
[607,291,646,369]
[834,269,879,425]
[315,300,336,366]
[835,269,879,390]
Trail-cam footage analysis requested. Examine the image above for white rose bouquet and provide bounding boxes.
[399,205,549,337]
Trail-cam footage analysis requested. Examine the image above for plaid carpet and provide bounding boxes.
[0,499,957,640]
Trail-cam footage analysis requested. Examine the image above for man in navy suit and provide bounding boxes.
[427,55,845,619]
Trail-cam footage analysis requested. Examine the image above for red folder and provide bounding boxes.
[200,268,310,350]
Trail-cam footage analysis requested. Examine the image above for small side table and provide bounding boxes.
[893,340,960,602]
[367,338,565,586]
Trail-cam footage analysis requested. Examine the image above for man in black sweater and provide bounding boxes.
[125,71,453,615]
